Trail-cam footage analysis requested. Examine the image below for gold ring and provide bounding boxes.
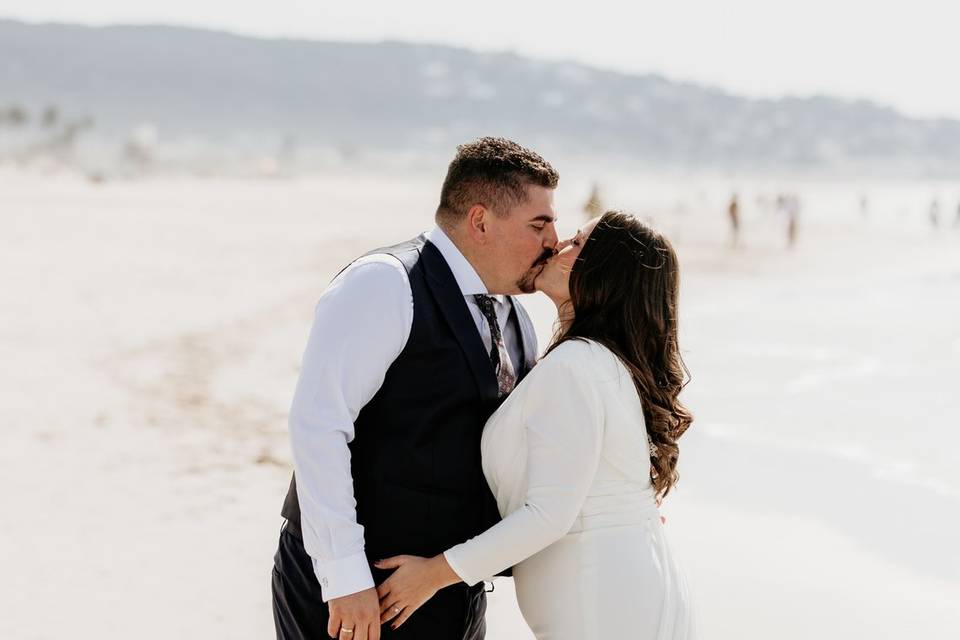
[394,606,401,613]
[341,629,354,635]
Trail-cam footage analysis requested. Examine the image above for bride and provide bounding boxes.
[373,210,696,639]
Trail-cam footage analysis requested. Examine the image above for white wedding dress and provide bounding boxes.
[445,339,695,639]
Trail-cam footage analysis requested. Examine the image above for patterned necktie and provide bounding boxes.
[473,294,517,396]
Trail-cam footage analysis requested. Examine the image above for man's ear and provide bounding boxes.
[466,204,489,243]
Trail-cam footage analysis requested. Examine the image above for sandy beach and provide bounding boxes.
[2,166,958,639]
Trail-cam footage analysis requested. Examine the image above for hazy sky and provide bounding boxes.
[4,1,959,120]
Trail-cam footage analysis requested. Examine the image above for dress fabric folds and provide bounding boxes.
[445,339,696,639]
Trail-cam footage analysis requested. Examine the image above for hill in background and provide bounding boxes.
[2,19,959,175]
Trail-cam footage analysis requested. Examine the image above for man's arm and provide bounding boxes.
[288,254,412,601]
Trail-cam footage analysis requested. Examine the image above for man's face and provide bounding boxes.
[485,185,558,294]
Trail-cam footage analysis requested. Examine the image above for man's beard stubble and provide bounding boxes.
[516,248,555,293]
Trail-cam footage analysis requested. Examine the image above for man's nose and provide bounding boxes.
[544,224,560,251]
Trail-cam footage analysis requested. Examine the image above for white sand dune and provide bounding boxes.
[1,168,958,639]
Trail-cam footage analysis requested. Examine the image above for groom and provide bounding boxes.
[272,137,560,640]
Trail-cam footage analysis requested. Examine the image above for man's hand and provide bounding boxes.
[327,587,381,640]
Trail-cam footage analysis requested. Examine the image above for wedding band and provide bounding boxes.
[341,629,354,634]
[394,607,401,613]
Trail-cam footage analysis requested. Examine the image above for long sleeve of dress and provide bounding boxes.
[443,344,605,586]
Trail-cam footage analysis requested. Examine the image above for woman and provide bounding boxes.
[374,211,695,639]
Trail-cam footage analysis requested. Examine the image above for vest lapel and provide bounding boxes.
[420,240,499,399]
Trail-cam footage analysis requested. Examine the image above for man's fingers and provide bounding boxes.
[335,616,363,640]
[327,587,382,639]
[327,612,341,639]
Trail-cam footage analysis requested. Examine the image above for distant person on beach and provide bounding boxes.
[728,193,741,247]
[786,194,800,248]
[272,139,696,640]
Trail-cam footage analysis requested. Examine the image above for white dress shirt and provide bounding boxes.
[288,226,524,601]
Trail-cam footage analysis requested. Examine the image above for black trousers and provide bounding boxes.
[272,526,487,640]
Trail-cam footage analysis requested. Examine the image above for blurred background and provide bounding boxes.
[1,2,958,638]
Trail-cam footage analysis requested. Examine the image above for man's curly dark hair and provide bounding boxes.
[435,137,559,225]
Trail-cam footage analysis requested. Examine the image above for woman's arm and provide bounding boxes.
[376,346,604,628]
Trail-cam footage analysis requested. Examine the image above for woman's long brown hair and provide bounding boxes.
[546,211,693,499]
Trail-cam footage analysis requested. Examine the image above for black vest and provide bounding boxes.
[281,234,536,561]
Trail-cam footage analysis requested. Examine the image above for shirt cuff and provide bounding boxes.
[443,546,486,587]
[312,551,375,602]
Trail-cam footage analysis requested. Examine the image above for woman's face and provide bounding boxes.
[535,216,601,304]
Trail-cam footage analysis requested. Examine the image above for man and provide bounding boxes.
[272,137,560,640]
[727,193,740,248]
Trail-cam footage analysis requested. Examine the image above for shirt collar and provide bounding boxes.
[426,226,507,304]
